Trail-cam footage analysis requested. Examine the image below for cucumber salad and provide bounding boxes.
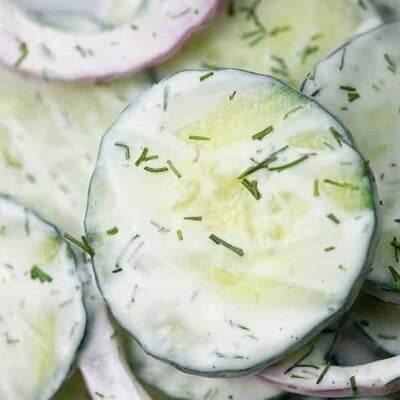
[0,1,399,399]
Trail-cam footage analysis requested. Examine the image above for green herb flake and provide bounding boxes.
[323,179,359,190]
[270,25,290,36]
[135,148,148,166]
[163,86,170,111]
[269,155,309,172]
[388,265,400,281]
[64,233,95,257]
[131,24,139,30]
[324,246,335,252]
[15,41,28,67]
[384,53,397,74]
[167,160,182,178]
[327,213,340,225]
[30,266,53,283]
[241,178,262,200]
[114,142,130,160]
[177,230,183,241]
[199,72,214,82]
[358,0,367,10]
[144,166,169,173]
[284,344,314,374]
[252,125,274,141]
[350,376,358,394]
[238,145,288,179]
[189,135,210,141]
[112,267,123,273]
[300,45,319,64]
[229,90,237,100]
[283,106,304,120]
[377,333,397,340]
[316,362,331,384]
[329,127,343,147]
[209,234,244,257]
[184,216,203,222]
[313,179,320,197]
[391,236,400,262]
[106,227,119,236]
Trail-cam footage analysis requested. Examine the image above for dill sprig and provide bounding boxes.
[323,179,359,190]
[144,166,168,173]
[209,234,244,257]
[327,213,340,225]
[30,265,53,283]
[167,160,182,178]
[269,155,309,172]
[200,72,214,81]
[252,125,274,141]
[238,145,288,179]
[316,362,331,384]
[384,53,396,74]
[64,233,95,257]
[241,178,262,200]
[184,216,203,222]
[114,142,131,160]
[15,41,28,67]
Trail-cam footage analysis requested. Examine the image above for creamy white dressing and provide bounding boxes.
[86,69,376,375]
[156,0,382,86]
[0,196,86,400]
[302,21,400,296]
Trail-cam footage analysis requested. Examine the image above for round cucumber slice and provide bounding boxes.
[125,325,339,400]
[0,195,86,400]
[86,69,377,376]
[0,0,219,82]
[156,0,382,86]
[301,21,400,304]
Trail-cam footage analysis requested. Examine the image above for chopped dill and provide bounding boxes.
[189,135,210,141]
[283,105,304,120]
[327,213,340,225]
[106,227,119,236]
[329,127,343,147]
[167,160,182,178]
[144,166,169,173]
[252,125,274,141]
[64,233,95,257]
[184,216,203,221]
[350,376,358,394]
[384,53,396,74]
[323,179,359,190]
[300,45,319,64]
[229,90,237,100]
[15,41,28,67]
[238,146,288,179]
[269,155,309,172]
[200,72,214,81]
[163,86,170,111]
[135,147,148,166]
[313,179,320,197]
[177,230,183,241]
[30,265,53,283]
[114,142,131,160]
[209,234,244,257]
[316,362,331,384]
[241,178,262,200]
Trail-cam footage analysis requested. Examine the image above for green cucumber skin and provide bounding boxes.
[300,21,399,304]
[0,194,87,400]
[85,68,379,378]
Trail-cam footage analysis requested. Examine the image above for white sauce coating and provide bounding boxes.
[86,69,376,375]
[302,21,400,295]
[0,196,86,400]
[157,0,382,86]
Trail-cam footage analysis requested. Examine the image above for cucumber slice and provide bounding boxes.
[350,293,400,357]
[156,0,382,86]
[0,0,219,82]
[301,21,400,304]
[86,69,377,376]
[125,326,339,400]
[0,67,152,398]
[0,195,86,400]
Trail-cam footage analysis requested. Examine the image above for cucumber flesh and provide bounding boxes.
[301,21,400,303]
[156,0,382,86]
[350,293,400,357]
[86,69,377,376]
[0,195,86,400]
[125,326,339,400]
[0,0,219,82]
[0,66,152,398]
